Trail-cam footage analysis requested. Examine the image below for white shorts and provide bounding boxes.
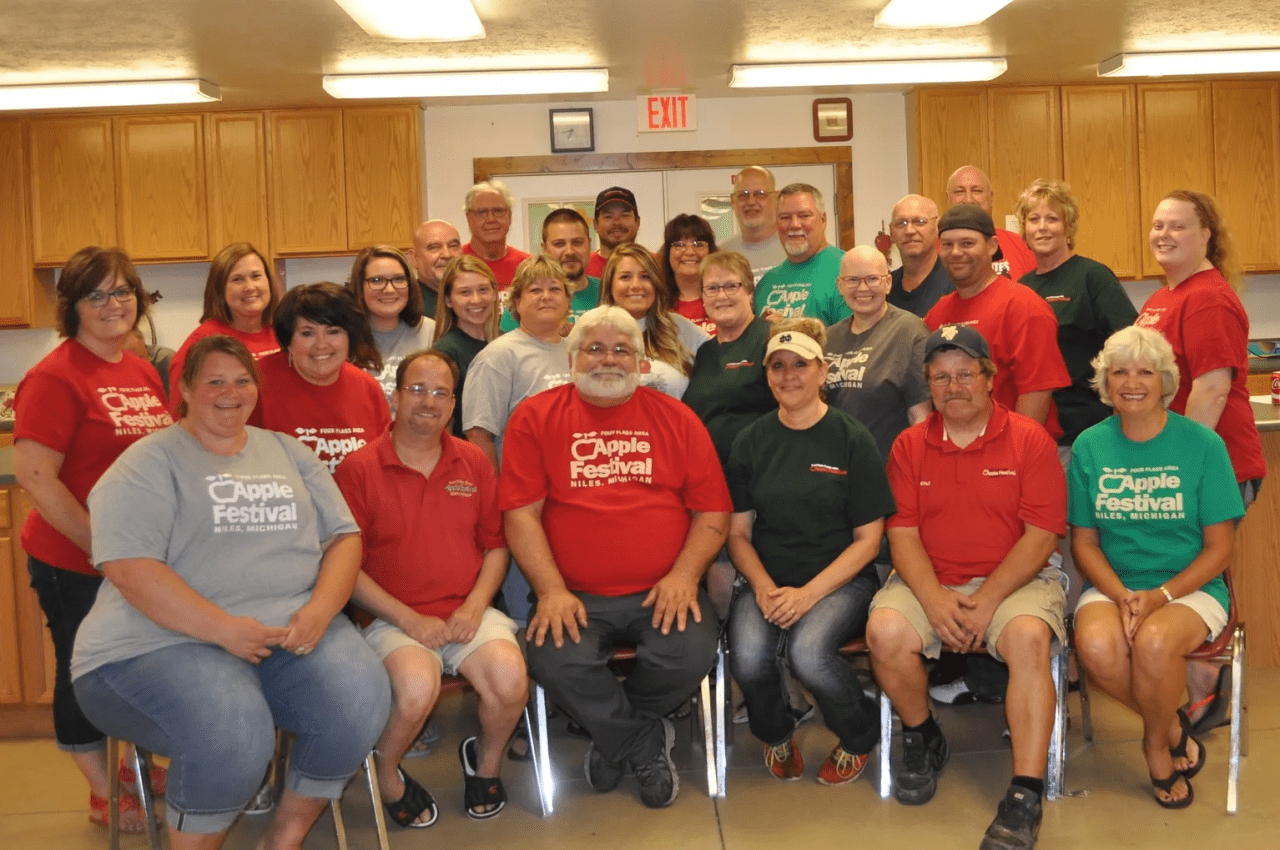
[1075,586,1228,641]
[361,607,519,675]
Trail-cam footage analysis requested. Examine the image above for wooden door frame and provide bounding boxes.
[473,147,855,250]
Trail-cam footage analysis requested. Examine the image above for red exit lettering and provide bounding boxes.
[646,95,690,130]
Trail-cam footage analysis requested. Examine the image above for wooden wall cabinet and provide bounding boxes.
[1212,81,1280,271]
[0,119,54,330]
[1061,85,1142,278]
[115,115,209,261]
[913,88,989,212]
[0,485,57,737]
[344,106,423,250]
[28,117,117,265]
[206,112,272,254]
[987,87,1063,230]
[267,109,348,255]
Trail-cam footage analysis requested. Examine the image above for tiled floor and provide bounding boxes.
[2,668,1277,849]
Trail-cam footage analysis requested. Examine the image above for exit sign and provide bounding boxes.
[637,94,697,133]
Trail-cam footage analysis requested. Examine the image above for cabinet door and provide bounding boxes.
[344,106,422,250]
[115,115,209,261]
[1062,85,1141,278]
[1213,81,1280,272]
[12,490,54,705]
[267,110,347,255]
[987,87,1062,230]
[28,117,117,265]
[0,490,21,705]
[913,88,989,211]
[0,120,36,328]
[1137,82,1215,278]
[206,112,271,255]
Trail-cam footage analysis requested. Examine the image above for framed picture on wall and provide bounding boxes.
[526,199,598,249]
[549,108,595,153]
[812,98,852,143]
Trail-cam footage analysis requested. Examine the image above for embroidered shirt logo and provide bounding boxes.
[982,468,1017,477]
[445,479,478,497]
[810,463,847,476]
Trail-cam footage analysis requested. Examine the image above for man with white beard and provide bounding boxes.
[500,305,732,809]
[753,183,850,325]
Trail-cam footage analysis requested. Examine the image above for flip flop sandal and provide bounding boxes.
[459,736,507,819]
[1150,771,1194,809]
[1171,708,1207,780]
[383,768,438,828]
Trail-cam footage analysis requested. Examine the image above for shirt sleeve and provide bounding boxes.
[87,440,179,566]
[904,321,931,408]
[1086,264,1139,334]
[1066,437,1096,529]
[13,369,80,453]
[885,429,922,529]
[845,422,897,526]
[725,427,755,514]
[474,455,507,551]
[1178,289,1248,379]
[1195,430,1246,527]
[1017,424,1068,536]
[1007,295,1071,394]
[497,403,548,510]
[461,348,512,436]
[676,407,733,512]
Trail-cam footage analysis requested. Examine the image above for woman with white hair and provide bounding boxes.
[1068,325,1244,809]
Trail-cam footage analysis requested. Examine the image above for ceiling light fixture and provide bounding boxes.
[0,78,220,111]
[1098,49,1280,77]
[729,58,1008,88]
[332,0,485,41]
[323,68,609,99]
[874,0,1016,29]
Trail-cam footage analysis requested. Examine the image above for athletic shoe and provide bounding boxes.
[816,745,868,786]
[894,729,949,804]
[929,678,976,705]
[243,779,276,814]
[765,737,804,780]
[632,718,679,808]
[979,785,1043,850]
[583,740,626,792]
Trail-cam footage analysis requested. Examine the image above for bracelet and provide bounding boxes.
[1158,585,1174,603]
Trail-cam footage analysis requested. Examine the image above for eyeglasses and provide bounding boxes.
[928,371,979,387]
[402,384,453,400]
[890,216,938,230]
[469,207,509,219]
[672,240,708,251]
[365,275,409,290]
[702,281,744,296]
[581,343,637,360]
[734,189,775,202]
[82,286,137,307]
[837,274,887,289]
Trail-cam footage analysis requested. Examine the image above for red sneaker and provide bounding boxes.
[765,737,804,780]
[816,745,868,786]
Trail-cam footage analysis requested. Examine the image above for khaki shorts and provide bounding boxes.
[870,568,1067,662]
[361,607,518,676]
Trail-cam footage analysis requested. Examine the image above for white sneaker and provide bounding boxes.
[929,678,976,705]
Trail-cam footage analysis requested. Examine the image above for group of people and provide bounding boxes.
[12,162,1262,850]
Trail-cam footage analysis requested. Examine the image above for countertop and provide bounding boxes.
[1251,396,1280,432]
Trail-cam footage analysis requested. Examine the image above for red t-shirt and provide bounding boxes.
[462,243,531,289]
[335,430,505,619]
[168,319,281,413]
[995,228,1036,284]
[253,352,391,473]
[1135,268,1265,482]
[15,341,174,575]
[499,384,732,596]
[586,251,607,280]
[925,275,1070,438]
[887,404,1066,586]
[677,298,718,336]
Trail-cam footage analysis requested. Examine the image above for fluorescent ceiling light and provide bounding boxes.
[0,78,220,111]
[729,58,1008,88]
[875,0,1015,29]
[332,0,485,41]
[1099,49,1280,77]
[323,68,609,99]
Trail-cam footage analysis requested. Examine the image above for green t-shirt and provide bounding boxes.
[499,275,601,333]
[434,327,488,438]
[1021,255,1137,445]
[727,407,896,587]
[1067,412,1243,611]
[420,284,439,322]
[753,246,851,326]
[681,317,777,467]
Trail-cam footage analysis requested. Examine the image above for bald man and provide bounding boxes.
[946,166,1036,283]
[887,195,954,318]
[409,220,464,318]
[720,166,786,282]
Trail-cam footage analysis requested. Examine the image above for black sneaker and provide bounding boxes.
[632,718,679,808]
[583,740,626,792]
[894,729,949,805]
[979,785,1042,850]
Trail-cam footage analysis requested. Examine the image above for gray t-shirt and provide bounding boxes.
[635,313,711,399]
[824,305,931,463]
[71,425,358,680]
[720,233,786,284]
[369,319,436,406]
[461,327,573,458]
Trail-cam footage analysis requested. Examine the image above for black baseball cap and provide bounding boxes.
[595,187,638,216]
[938,204,996,238]
[925,324,991,361]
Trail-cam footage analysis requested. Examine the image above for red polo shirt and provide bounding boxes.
[887,403,1066,586]
[463,243,531,289]
[335,430,505,620]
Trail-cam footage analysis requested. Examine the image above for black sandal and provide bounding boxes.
[1171,708,1207,780]
[384,767,437,828]
[459,736,507,819]
[1150,771,1194,809]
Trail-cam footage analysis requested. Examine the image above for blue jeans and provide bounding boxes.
[729,573,880,754]
[74,616,390,834]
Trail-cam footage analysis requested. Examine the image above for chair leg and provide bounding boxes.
[698,672,718,797]
[1227,625,1246,814]
[364,753,391,850]
[1046,644,1067,801]
[1077,664,1094,743]
[526,684,556,816]
[330,796,348,850]
[877,689,893,800]
[108,737,121,850]
[714,639,728,798]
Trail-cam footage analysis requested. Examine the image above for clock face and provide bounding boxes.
[552,110,592,151]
